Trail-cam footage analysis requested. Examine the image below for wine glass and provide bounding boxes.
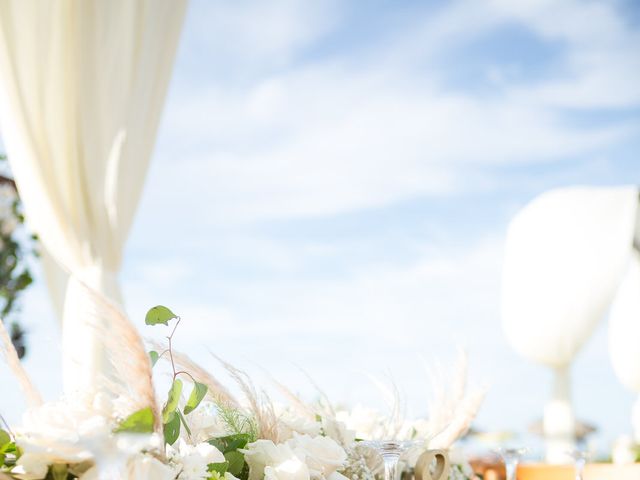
[363,440,418,480]
[495,447,527,480]
[567,450,588,480]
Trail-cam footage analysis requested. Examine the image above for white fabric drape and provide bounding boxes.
[0,0,187,392]
[501,186,639,462]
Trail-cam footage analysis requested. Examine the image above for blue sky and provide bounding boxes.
[2,0,640,457]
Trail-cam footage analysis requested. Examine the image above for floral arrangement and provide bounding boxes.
[0,303,485,480]
[0,154,36,359]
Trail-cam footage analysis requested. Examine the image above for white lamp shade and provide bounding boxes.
[609,251,640,393]
[502,186,638,368]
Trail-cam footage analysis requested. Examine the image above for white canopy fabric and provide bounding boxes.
[0,0,187,393]
[501,186,639,462]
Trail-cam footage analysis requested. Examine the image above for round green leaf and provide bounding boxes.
[114,407,155,434]
[184,381,208,415]
[145,305,177,326]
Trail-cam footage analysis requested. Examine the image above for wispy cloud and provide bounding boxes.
[152,0,639,224]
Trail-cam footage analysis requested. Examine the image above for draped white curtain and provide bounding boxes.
[0,0,187,393]
[502,186,639,462]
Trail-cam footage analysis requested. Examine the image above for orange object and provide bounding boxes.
[517,463,640,480]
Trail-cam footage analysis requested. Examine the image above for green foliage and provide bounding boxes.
[145,305,177,326]
[0,429,18,470]
[114,407,155,434]
[207,433,253,480]
[0,430,10,449]
[209,461,230,476]
[163,379,183,423]
[223,450,245,476]
[207,433,252,453]
[149,350,159,367]
[215,402,258,441]
[163,411,180,446]
[0,154,37,359]
[184,381,208,415]
[177,410,192,437]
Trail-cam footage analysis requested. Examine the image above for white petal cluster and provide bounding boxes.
[168,439,226,480]
[243,433,348,480]
[11,392,158,480]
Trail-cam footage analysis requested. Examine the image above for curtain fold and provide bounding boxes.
[0,0,187,393]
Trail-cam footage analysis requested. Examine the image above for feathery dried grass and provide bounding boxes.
[211,352,279,442]
[272,379,316,420]
[366,373,407,439]
[429,390,485,449]
[79,283,158,430]
[0,319,42,407]
[423,350,486,448]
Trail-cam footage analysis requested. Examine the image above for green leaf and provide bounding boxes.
[163,411,181,445]
[145,305,177,326]
[224,450,245,476]
[207,433,252,453]
[114,407,155,434]
[149,350,159,367]
[184,381,208,415]
[50,464,69,480]
[162,378,183,423]
[0,453,4,467]
[0,430,10,449]
[208,461,229,475]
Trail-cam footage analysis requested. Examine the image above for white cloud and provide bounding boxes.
[490,0,640,108]
[152,0,639,225]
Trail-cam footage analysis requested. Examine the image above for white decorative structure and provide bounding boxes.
[0,0,187,393]
[609,248,640,444]
[502,186,638,463]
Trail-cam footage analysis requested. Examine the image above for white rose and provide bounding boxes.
[277,409,321,440]
[335,406,388,440]
[243,440,298,480]
[320,417,355,446]
[264,457,310,480]
[183,403,230,443]
[11,453,49,480]
[287,434,347,478]
[128,454,178,480]
[171,439,225,480]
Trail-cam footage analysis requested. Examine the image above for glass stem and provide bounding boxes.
[505,460,518,480]
[382,452,401,480]
[575,458,585,480]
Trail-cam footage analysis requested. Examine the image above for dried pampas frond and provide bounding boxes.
[365,373,406,439]
[272,379,316,421]
[428,389,485,449]
[423,350,486,448]
[212,352,279,442]
[0,319,42,407]
[78,282,158,430]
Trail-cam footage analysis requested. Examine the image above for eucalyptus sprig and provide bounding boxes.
[145,306,208,446]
